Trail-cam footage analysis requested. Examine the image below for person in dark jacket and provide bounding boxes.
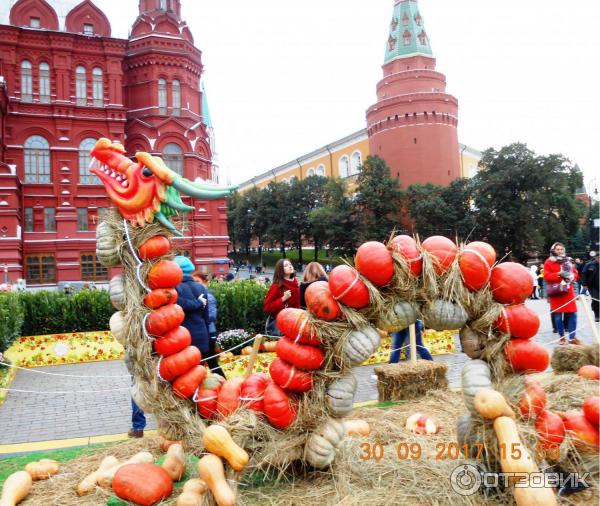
[299,262,328,308]
[582,253,599,322]
[174,256,210,358]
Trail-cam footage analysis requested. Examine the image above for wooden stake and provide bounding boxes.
[579,295,600,344]
[409,323,417,365]
[244,334,263,379]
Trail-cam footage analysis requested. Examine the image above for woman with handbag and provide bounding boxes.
[544,242,580,345]
[263,259,300,336]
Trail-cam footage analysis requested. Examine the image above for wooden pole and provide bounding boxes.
[579,295,600,344]
[244,334,263,379]
[409,323,417,365]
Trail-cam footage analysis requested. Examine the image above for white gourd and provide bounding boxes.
[96,221,121,267]
[343,326,381,365]
[326,375,357,417]
[461,359,492,414]
[109,275,126,310]
[377,301,419,332]
[109,311,126,345]
[304,418,346,468]
[422,299,468,331]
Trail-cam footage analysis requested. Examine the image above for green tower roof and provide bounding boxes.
[201,80,213,129]
[384,0,433,63]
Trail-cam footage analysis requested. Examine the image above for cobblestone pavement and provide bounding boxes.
[1,298,594,445]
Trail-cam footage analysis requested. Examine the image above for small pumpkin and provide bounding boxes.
[388,234,422,277]
[517,378,547,419]
[489,262,533,305]
[275,337,324,370]
[305,281,343,321]
[505,339,549,373]
[494,304,540,339]
[112,463,173,506]
[578,365,600,380]
[240,346,253,355]
[463,241,496,267]
[109,275,126,310]
[583,396,600,427]
[304,418,345,468]
[343,326,380,365]
[326,375,357,417]
[203,424,249,472]
[459,248,490,291]
[459,327,485,359]
[558,410,599,452]
[216,377,244,418]
[138,235,171,260]
[376,300,418,332]
[109,311,127,345]
[144,288,178,309]
[146,304,185,336]
[195,387,221,420]
[147,260,183,290]
[276,308,321,345]
[422,299,468,331]
[240,372,271,411]
[405,413,440,434]
[461,359,492,413]
[473,389,515,420]
[328,265,370,308]
[262,340,277,352]
[355,241,394,286]
[269,358,313,393]
[159,346,202,382]
[173,365,207,399]
[263,382,297,429]
[535,410,565,450]
[343,419,370,436]
[153,326,192,356]
[421,235,457,275]
[96,221,121,267]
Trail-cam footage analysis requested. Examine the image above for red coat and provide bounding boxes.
[543,257,579,313]
[263,278,300,316]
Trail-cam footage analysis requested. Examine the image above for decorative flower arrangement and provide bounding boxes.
[216,329,252,355]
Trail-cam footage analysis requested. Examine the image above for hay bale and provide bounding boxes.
[586,343,599,366]
[374,361,448,401]
[551,345,595,372]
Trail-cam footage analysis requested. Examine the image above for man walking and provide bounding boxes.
[582,252,599,322]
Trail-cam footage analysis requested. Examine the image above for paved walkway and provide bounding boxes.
[0,298,595,449]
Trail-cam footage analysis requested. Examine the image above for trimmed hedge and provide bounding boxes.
[0,281,269,352]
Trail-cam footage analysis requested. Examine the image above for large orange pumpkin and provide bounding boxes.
[355,241,394,287]
[138,235,171,260]
[146,304,185,336]
[459,249,490,291]
[388,235,422,277]
[464,241,496,267]
[275,337,324,370]
[143,288,178,309]
[113,463,173,506]
[240,373,271,412]
[263,383,297,429]
[494,304,540,339]
[172,365,207,399]
[489,262,532,304]
[269,358,313,392]
[147,260,183,290]
[153,325,191,356]
[275,308,321,345]
[305,281,343,321]
[535,410,565,449]
[421,235,457,275]
[328,265,370,308]
[216,377,244,418]
[158,346,201,382]
[504,339,549,373]
[559,411,600,452]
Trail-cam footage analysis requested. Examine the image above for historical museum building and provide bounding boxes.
[239,0,477,192]
[0,0,228,287]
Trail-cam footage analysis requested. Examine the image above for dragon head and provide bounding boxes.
[89,138,235,235]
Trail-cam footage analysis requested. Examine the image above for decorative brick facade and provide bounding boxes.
[0,0,228,286]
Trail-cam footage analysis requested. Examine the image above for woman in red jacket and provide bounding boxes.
[263,259,300,335]
[544,242,580,345]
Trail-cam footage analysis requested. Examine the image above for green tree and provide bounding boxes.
[472,143,584,262]
[354,155,402,242]
[226,191,240,253]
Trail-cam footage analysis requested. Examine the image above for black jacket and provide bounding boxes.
[299,275,328,308]
[583,260,599,291]
[175,276,210,354]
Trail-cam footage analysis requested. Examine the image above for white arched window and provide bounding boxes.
[158,79,167,114]
[21,60,32,102]
[76,66,86,105]
[307,168,315,177]
[24,135,51,183]
[172,79,181,116]
[79,138,98,184]
[316,164,325,176]
[39,62,50,103]
[163,143,183,175]
[92,67,103,106]
[338,155,350,178]
[350,151,362,175]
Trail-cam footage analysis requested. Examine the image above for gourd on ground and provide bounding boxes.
[203,424,249,472]
[197,454,235,506]
[96,451,154,488]
[161,443,186,481]
[24,459,60,480]
[77,455,119,496]
[0,471,32,506]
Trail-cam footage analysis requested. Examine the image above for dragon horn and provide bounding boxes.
[155,211,183,237]
[171,177,236,199]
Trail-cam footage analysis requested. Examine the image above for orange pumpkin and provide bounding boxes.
[173,365,207,399]
[275,337,324,370]
[196,386,221,420]
[159,346,201,382]
[535,410,565,449]
[144,288,178,309]
[216,377,244,418]
[504,339,549,373]
[146,304,185,336]
[459,248,490,291]
[517,378,547,419]
[263,383,297,429]
[240,373,271,412]
[463,241,496,267]
[388,235,422,277]
[489,262,533,305]
[578,365,600,380]
[305,281,343,321]
[147,260,183,290]
[153,326,191,356]
[138,235,171,260]
[494,304,540,339]
[269,358,313,392]
[328,265,370,308]
[421,235,457,275]
[112,463,173,506]
[559,410,600,452]
[355,241,394,286]
[275,308,321,345]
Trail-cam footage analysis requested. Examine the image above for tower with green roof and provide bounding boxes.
[366,0,460,188]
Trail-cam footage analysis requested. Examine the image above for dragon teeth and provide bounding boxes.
[116,175,123,182]
[121,180,129,188]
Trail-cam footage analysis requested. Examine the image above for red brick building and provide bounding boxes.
[0,0,229,287]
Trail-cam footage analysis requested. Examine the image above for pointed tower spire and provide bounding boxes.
[385,0,432,62]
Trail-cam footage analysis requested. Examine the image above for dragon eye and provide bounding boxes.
[142,167,153,177]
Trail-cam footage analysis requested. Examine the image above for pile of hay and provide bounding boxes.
[551,345,599,373]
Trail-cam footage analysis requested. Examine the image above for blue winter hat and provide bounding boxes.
[174,255,195,275]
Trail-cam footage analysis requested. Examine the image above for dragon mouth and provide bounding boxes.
[89,158,132,191]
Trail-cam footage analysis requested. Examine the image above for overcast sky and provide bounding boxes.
[23,1,600,191]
